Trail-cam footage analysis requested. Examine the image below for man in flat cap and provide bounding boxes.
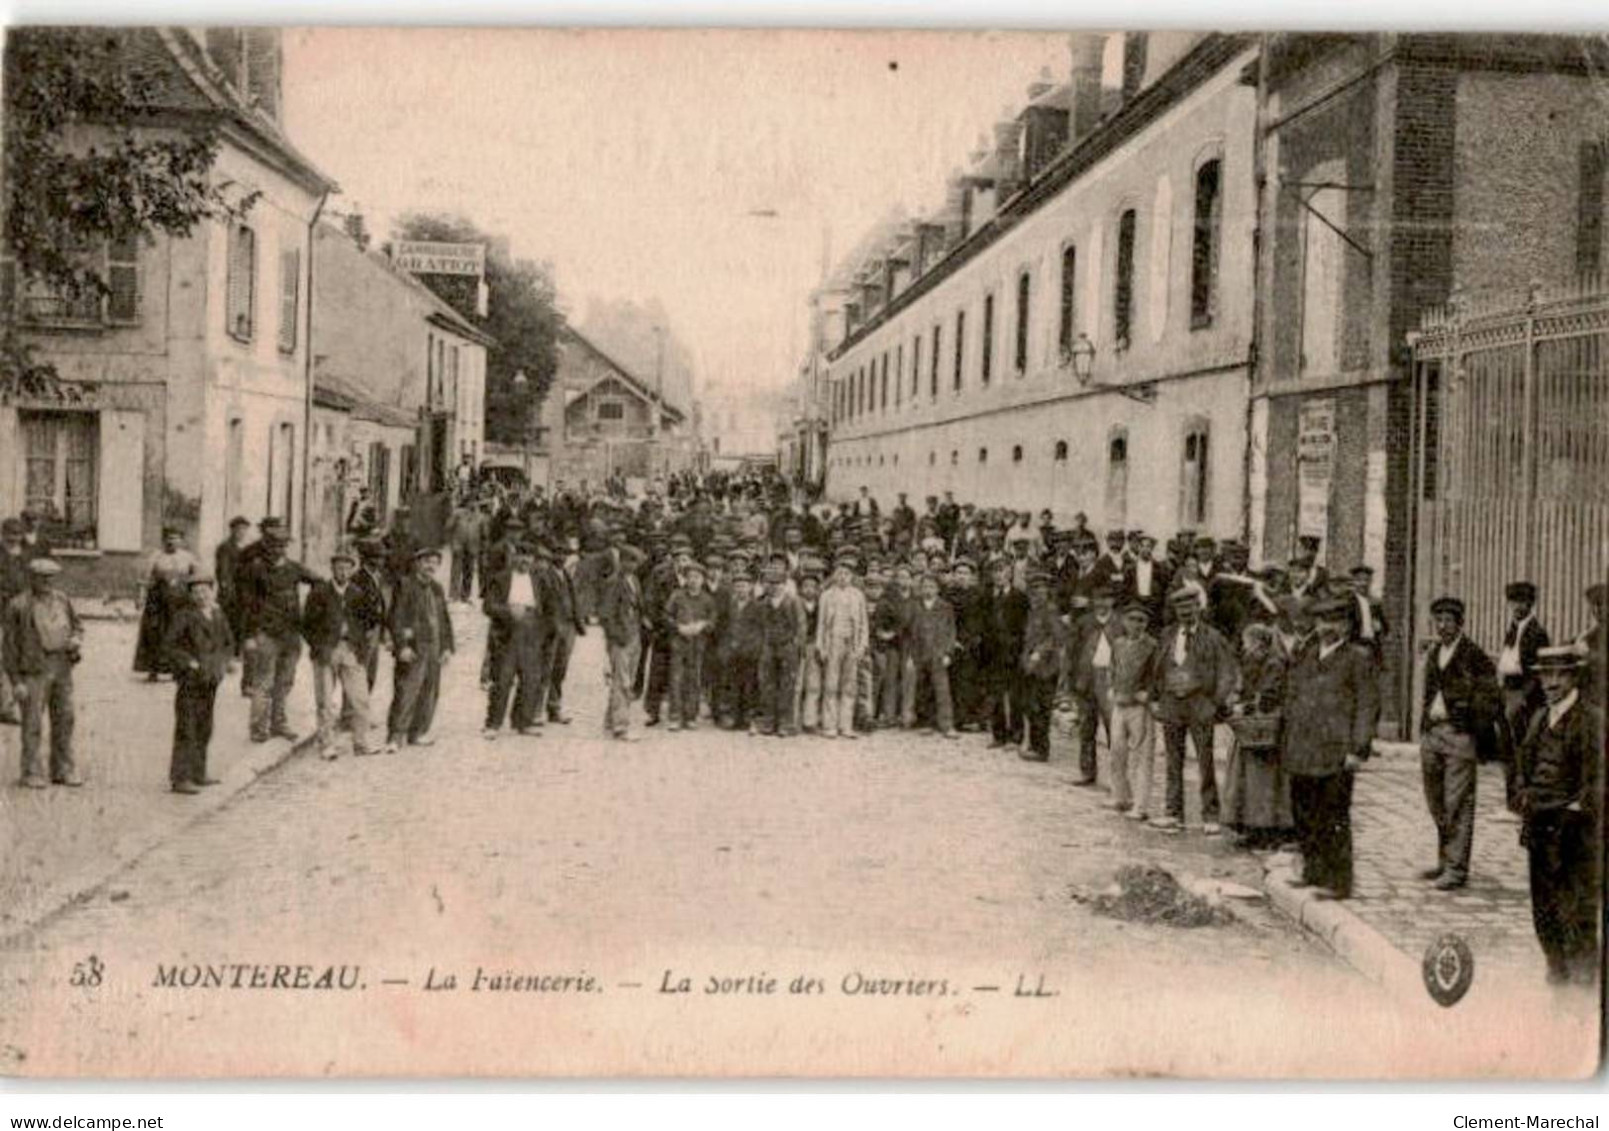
[1419,595,1500,890]
[4,558,83,787]
[239,529,318,744]
[302,545,386,758]
[1497,580,1551,809]
[1514,643,1603,983]
[1150,586,1236,833]
[387,547,453,749]
[214,515,252,661]
[165,571,234,792]
[1344,565,1389,662]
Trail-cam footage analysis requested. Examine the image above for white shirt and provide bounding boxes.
[1355,594,1376,640]
[508,572,536,611]
[1173,626,1191,665]
[1429,637,1460,721]
[1318,638,1345,663]
[1134,560,1153,597]
[1497,615,1532,678]
[1091,617,1112,669]
[1547,689,1580,730]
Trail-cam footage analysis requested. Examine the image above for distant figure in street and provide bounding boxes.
[1282,599,1376,900]
[302,545,386,759]
[163,572,234,793]
[1419,595,1500,891]
[134,526,198,680]
[3,558,83,789]
[1514,644,1604,985]
[214,516,251,658]
[387,547,453,749]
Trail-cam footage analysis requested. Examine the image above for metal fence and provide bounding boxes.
[1409,275,1609,660]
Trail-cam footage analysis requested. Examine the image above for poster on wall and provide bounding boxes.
[1296,398,1336,560]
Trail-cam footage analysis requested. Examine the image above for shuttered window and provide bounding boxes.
[106,236,141,324]
[227,223,256,342]
[277,246,300,353]
[21,411,99,550]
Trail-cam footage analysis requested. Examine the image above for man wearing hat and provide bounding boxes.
[1497,580,1551,809]
[164,571,234,791]
[596,542,645,741]
[214,516,252,660]
[1344,565,1389,660]
[354,537,391,690]
[387,547,453,748]
[816,555,869,739]
[640,537,689,726]
[1124,531,1170,632]
[754,557,807,737]
[664,558,717,731]
[239,530,318,744]
[1282,595,1378,899]
[1071,582,1127,788]
[302,545,386,758]
[1090,530,1129,595]
[1513,643,1604,984]
[1018,568,1066,761]
[532,541,586,726]
[481,539,543,738]
[4,558,82,787]
[234,515,287,696]
[1419,596,1500,890]
[1150,586,1236,833]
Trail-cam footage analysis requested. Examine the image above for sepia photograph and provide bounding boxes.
[0,20,1604,1080]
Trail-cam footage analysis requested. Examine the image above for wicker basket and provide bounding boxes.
[1228,712,1283,750]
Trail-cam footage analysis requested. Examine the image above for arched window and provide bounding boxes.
[1114,209,1137,350]
[1015,270,1031,372]
[1180,419,1211,526]
[950,450,959,466]
[981,292,995,385]
[1106,426,1129,529]
[1054,440,1069,461]
[978,447,988,464]
[1058,245,1077,353]
[1011,444,1024,463]
[1191,158,1222,328]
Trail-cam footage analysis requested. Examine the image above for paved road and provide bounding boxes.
[0,610,1594,1078]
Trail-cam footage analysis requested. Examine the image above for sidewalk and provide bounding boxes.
[0,618,317,944]
[1259,739,1547,998]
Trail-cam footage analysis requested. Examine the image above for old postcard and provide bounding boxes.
[0,25,1604,1079]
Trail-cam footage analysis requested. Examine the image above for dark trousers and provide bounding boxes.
[645,632,673,721]
[989,668,1024,744]
[542,626,575,718]
[1500,685,1534,810]
[669,635,706,724]
[757,646,800,734]
[1161,708,1221,823]
[1077,672,1113,781]
[1421,724,1477,881]
[451,545,477,602]
[389,649,443,742]
[170,676,219,785]
[873,647,903,726]
[486,619,542,730]
[17,653,76,783]
[1020,674,1054,758]
[1527,810,1600,983]
[716,651,757,726]
[1291,771,1355,896]
[952,647,983,727]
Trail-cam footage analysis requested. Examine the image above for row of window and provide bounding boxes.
[828,420,1213,527]
[831,158,1223,428]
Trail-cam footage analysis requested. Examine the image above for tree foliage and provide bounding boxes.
[393,211,566,446]
[2,28,231,392]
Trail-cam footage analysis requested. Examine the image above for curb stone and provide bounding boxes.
[0,729,317,949]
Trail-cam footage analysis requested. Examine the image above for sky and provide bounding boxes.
[282,28,1068,399]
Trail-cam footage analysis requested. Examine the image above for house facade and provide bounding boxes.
[309,222,491,562]
[0,28,336,593]
[823,33,1259,542]
[1250,32,1609,727]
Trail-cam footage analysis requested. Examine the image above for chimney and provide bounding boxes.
[993,115,1024,198]
[1121,32,1150,102]
[1067,32,1104,144]
[242,28,283,123]
[943,175,970,244]
[1019,69,1070,183]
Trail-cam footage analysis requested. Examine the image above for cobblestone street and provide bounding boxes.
[0,606,1594,1077]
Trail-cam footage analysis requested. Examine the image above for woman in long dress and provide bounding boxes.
[134,526,198,679]
[1224,622,1294,849]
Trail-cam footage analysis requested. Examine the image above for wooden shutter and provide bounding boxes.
[98,409,146,552]
[106,236,141,324]
[227,224,255,341]
[278,246,300,353]
[0,407,17,520]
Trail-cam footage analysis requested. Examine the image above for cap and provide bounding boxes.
[357,537,385,558]
[684,560,707,577]
[1534,643,1589,671]
[1194,536,1217,552]
[1105,530,1125,546]
[1121,602,1151,619]
[228,515,251,530]
[330,544,357,564]
[1310,595,1353,621]
[1350,564,1375,577]
[28,557,62,576]
[1168,587,1201,608]
[1505,581,1538,604]
[1430,596,1466,621]
[412,546,443,562]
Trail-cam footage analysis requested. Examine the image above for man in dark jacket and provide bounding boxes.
[533,541,585,725]
[1070,584,1124,787]
[1514,644,1604,984]
[214,515,251,658]
[597,546,644,741]
[1018,570,1067,762]
[901,572,958,738]
[1496,580,1551,810]
[754,559,806,737]
[1420,595,1500,890]
[948,559,987,730]
[1282,596,1378,899]
[982,557,1029,748]
[481,540,543,738]
[387,547,453,749]
[302,545,386,758]
[239,532,318,744]
[165,573,235,791]
[1151,588,1237,833]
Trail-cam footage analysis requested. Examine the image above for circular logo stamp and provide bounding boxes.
[1422,933,1475,1007]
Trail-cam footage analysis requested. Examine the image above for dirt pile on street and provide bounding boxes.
[1082,865,1234,929]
